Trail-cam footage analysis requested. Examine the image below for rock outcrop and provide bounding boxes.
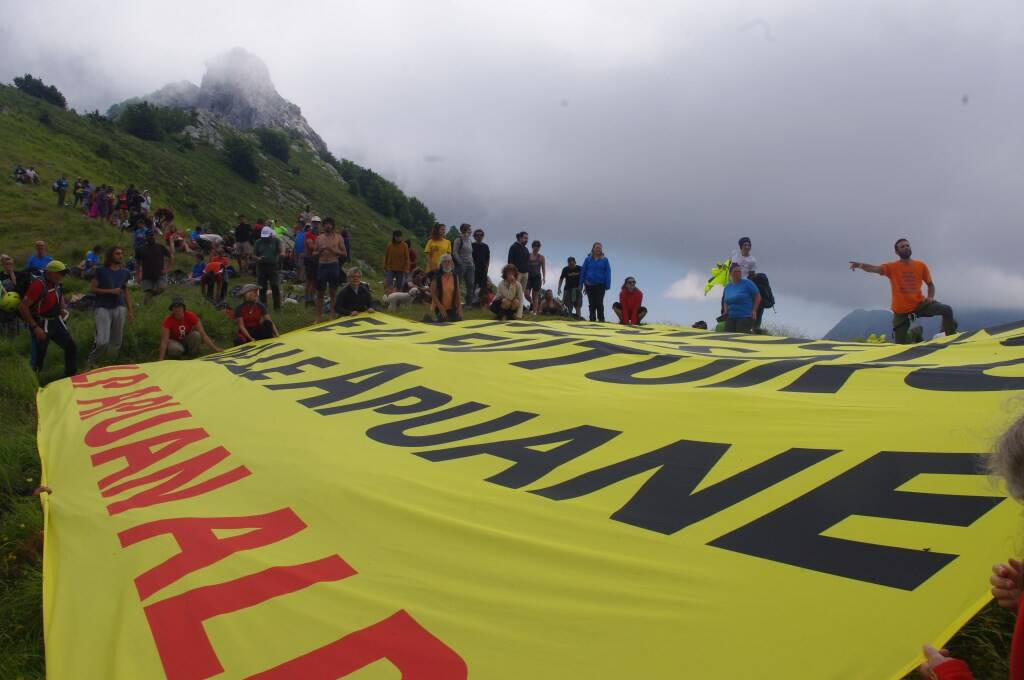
[108,48,328,155]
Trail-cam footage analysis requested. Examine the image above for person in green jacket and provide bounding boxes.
[253,225,283,310]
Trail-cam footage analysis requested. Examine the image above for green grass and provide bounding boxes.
[0,83,1015,679]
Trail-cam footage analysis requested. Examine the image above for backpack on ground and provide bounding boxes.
[753,272,775,309]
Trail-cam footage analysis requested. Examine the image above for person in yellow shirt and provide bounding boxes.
[424,223,452,273]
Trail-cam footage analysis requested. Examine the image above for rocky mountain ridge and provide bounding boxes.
[107,48,328,155]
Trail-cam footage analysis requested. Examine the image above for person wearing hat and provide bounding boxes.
[158,297,221,360]
[234,283,279,345]
[19,260,77,377]
[253,224,283,311]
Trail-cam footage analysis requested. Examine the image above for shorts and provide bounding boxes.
[316,262,341,291]
[235,241,253,256]
[141,276,167,292]
[304,258,318,281]
[527,273,542,292]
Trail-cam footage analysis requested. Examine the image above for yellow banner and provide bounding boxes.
[37,316,1024,679]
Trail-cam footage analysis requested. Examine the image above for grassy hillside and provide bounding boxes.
[0,84,1015,679]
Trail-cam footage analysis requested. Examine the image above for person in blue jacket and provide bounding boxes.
[580,241,611,322]
[722,262,761,333]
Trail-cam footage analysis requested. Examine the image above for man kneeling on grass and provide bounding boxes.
[158,297,221,360]
[234,283,279,345]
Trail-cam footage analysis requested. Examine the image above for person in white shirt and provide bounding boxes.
[731,237,757,279]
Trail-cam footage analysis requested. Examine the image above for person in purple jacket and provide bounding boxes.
[580,241,611,322]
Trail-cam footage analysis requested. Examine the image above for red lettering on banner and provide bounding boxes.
[71,364,141,383]
[92,428,210,490]
[119,508,307,600]
[248,609,468,680]
[103,446,251,516]
[78,388,172,420]
[72,370,148,390]
[85,408,191,448]
[144,555,357,680]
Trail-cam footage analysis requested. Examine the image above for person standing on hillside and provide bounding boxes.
[234,215,253,273]
[424,224,451,275]
[383,230,411,292]
[526,240,546,314]
[302,220,318,306]
[452,224,476,305]
[53,175,68,207]
[86,246,133,368]
[471,228,490,308]
[558,256,583,319]
[19,261,76,377]
[722,263,761,333]
[26,240,52,275]
[507,231,531,292]
[313,217,346,323]
[580,242,612,322]
[292,218,307,283]
[732,237,757,278]
[253,225,283,311]
[135,231,171,304]
[849,238,958,343]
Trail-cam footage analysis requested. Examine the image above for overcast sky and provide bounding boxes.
[3,1,1022,335]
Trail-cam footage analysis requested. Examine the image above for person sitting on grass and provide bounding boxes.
[915,412,1024,679]
[81,244,102,278]
[430,254,462,322]
[490,264,525,320]
[158,298,221,360]
[234,283,279,345]
[189,252,206,284]
[537,289,565,316]
[613,276,647,325]
[334,268,376,317]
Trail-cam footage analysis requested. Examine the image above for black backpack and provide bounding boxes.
[753,272,775,309]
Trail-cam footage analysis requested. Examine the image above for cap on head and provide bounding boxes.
[239,283,260,297]
[261,226,274,238]
[311,215,322,223]
[44,260,67,273]
[168,297,186,311]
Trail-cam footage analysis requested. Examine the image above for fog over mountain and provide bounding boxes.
[1,1,1022,336]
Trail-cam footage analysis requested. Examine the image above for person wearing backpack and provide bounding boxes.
[53,175,68,207]
[19,261,77,377]
[0,254,23,336]
[253,226,283,311]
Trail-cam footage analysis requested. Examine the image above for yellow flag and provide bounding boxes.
[704,259,731,294]
[37,316,1024,679]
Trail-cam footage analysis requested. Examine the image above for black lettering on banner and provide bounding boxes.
[367,404,537,447]
[265,364,421,408]
[1001,334,1024,347]
[532,443,837,534]
[309,316,386,333]
[586,355,744,385]
[872,344,947,363]
[513,340,650,370]
[418,426,621,488]
[240,356,338,382]
[335,328,425,340]
[420,333,508,347]
[223,349,304,376]
[702,356,839,389]
[905,358,1024,392]
[709,451,1005,590]
[316,386,453,417]
[201,342,288,364]
[443,338,577,354]
[781,364,890,394]
[984,320,1024,336]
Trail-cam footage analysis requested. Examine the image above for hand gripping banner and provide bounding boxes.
[37,316,1024,679]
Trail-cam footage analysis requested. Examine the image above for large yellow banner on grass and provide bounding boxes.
[37,316,1024,679]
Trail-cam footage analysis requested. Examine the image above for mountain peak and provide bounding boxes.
[108,48,327,154]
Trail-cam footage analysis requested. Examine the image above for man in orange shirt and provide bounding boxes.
[849,238,957,343]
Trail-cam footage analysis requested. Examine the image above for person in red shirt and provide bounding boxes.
[158,298,221,360]
[612,276,647,326]
[18,260,77,377]
[916,413,1024,680]
[849,239,957,344]
[201,249,230,301]
[233,283,279,345]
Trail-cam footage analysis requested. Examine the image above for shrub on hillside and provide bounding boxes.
[117,102,194,141]
[13,74,67,109]
[224,136,259,182]
[255,128,290,163]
